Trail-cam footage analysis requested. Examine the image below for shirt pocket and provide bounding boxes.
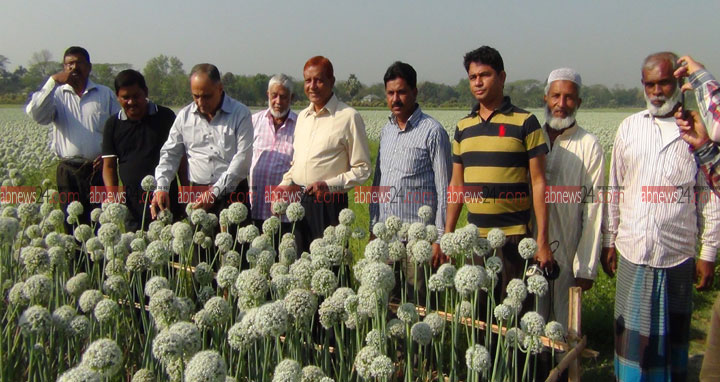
[662,145,696,187]
[400,146,429,176]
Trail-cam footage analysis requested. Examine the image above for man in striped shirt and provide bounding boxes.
[443,46,554,289]
[603,52,720,381]
[369,61,451,299]
[249,74,296,232]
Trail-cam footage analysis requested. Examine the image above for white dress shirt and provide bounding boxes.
[542,124,605,279]
[25,77,120,160]
[155,93,253,197]
[603,110,720,267]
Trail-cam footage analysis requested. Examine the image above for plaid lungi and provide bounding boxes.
[614,256,694,382]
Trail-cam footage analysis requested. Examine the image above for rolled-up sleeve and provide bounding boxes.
[212,110,254,196]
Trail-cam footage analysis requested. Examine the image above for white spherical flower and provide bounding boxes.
[65,272,90,297]
[494,304,512,322]
[311,268,337,297]
[523,334,544,355]
[437,263,457,286]
[263,216,281,235]
[149,288,180,329]
[97,223,121,248]
[338,208,355,225]
[70,315,91,338]
[103,203,128,225]
[318,295,346,329]
[354,345,380,380]
[152,328,184,364]
[256,301,289,337]
[131,368,155,382]
[228,310,259,353]
[8,282,28,307]
[484,256,503,275]
[503,297,523,316]
[372,222,393,242]
[507,278,527,302]
[370,355,394,379]
[20,246,50,274]
[204,297,232,325]
[456,300,473,320]
[387,318,405,340]
[425,225,438,243]
[504,327,526,347]
[407,222,427,241]
[194,262,213,285]
[301,365,326,382]
[284,288,318,325]
[365,328,385,349]
[78,289,104,314]
[23,274,52,304]
[251,234,272,251]
[185,350,227,382]
[52,304,77,335]
[465,344,490,372]
[141,175,157,192]
[81,338,124,378]
[545,321,565,342]
[196,285,215,305]
[146,241,171,267]
[289,258,314,289]
[271,199,289,216]
[356,285,388,318]
[486,228,507,249]
[423,312,445,337]
[18,305,51,335]
[351,227,366,240]
[387,240,406,262]
[527,274,549,296]
[144,277,170,299]
[411,322,433,345]
[67,200,84,217]
[272,358,301,382]
[272,274,293,298]
[359,261,395,293]
[0,216,20,243]
[518,237,538,260]
[93,299,119,324]
[225,203,248,225]
[520,311,545,336]
[396,302,418,324]
[286,202,305,222]
[57,366,101,382]
[427,274,445,292]
[216,265,239,289]
[335,224,350,242]
[417,205,433,223]
[126,251,151,272]
[439,232,459,257]
[454,265,488,298]
[48,209,65,226]
[169,321,202,358]
[474,238,492,257]
[410,240,432,264]
[223,251,241,268]
[364,239,389,263]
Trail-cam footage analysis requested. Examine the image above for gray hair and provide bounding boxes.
[642,52,679,74]
[268,73,293,95]
[190,63,222,83]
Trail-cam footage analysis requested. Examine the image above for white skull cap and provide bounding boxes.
[546,68,582,87]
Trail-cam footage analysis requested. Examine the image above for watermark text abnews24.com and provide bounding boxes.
[0,186,80,204]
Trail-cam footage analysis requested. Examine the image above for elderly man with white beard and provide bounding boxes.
[537,68,604,331]
[603,52,720,382]
[248,74,297,232]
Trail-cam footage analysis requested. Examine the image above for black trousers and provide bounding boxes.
[294,191,348,253]
[56,159,103,230]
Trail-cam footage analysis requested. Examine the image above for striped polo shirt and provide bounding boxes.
[452,96,548,236]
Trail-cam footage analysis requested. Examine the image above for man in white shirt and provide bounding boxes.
[539,68,604,330]
[151,63,253,219]
[26,46,120,227]
[603,52,720,381]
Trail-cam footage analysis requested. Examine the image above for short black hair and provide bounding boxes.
[190,63,222,83]
[63,46,90,63]
[383,61,417,89]
[114,69,148,95]
[463,46,504,74]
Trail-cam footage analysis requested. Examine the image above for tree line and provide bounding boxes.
[0,51,649,109]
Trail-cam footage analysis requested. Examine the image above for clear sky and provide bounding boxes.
[2,0,718,88]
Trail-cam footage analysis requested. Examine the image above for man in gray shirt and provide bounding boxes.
[151,63,253,219]
[26,46,120,227]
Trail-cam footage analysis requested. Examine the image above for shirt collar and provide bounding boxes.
[118,101,158,121]
[61,78,98,95]
[388,104,422,130]
[471,96,513,117]
[305,93,339,117]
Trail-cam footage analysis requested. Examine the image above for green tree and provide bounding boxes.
[143,55,189,106]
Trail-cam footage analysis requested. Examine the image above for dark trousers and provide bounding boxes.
[56,159,103,230]
[189,179,252,219]
[294,192,348,253]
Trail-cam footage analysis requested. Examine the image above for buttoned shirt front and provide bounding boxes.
[369,105,451,237]
[542,124,604,279]
[280,94,371,190]
[249,108,297,220]
[603,110,720,267]
[25,77,120,160]
[155,93,253,197]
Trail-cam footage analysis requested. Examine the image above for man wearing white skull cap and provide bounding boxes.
[536,68,605,331]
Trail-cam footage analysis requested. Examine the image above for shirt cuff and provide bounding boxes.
[324,176,343,189]
[602,233,616,248]
[699,245,717,263]
[695,141,718,165]
[689,69,715,90]
[156,177,170,192]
